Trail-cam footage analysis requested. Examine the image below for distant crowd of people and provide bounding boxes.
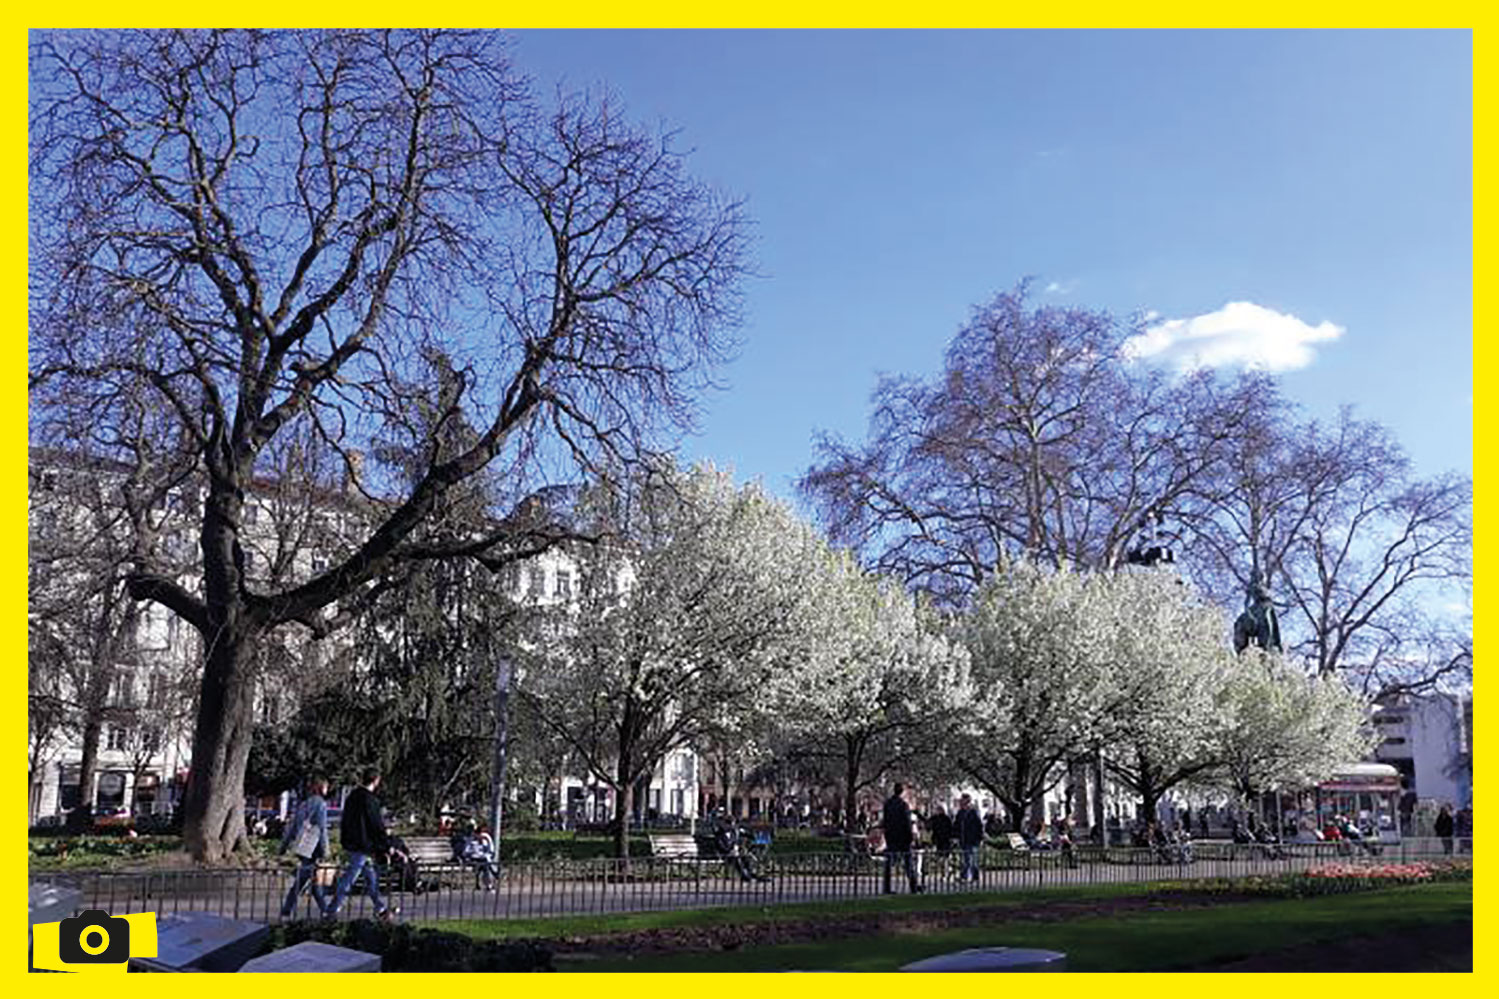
[271,770,1474,918]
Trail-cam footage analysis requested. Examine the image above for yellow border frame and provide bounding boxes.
[13,18,1480,990]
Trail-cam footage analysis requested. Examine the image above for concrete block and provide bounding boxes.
[29,883,81,935]
[239,940,381,973]
[132,912,269,972]
[901,947,1068,972]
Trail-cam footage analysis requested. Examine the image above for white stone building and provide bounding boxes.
[1372,690,1473,813]
[29,449,705,828]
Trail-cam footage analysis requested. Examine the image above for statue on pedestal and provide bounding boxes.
[1233,577,1282,654]
[1125,509,1175,568]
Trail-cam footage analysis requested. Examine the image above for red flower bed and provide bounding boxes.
[1303,862,1434,881]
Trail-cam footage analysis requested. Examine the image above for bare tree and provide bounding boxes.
[29,388,196,825]
[801,284,1471,697]
[800,285,1247,603]
[1189,402,1471,694]
[27,627,72,822]
[30,29,747,860]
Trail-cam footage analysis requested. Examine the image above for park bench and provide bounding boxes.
[996,832,1032,867]
[648,832,712,861]
[402,836,457,866]
[396,835,495,890]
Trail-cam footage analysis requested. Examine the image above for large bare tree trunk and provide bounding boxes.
[181,625,257,862]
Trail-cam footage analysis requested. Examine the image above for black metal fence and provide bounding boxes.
[31,837,1471,926]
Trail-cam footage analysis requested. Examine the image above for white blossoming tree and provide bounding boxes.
[774,553,971,832]
[516,462,826,858]
[1212,648,1376,805]
[951,562,1118,831]
[1097,569,1238,823]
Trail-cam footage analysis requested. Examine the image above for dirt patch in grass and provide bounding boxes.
[1188,920,1472,972]
[551,890,1267,957]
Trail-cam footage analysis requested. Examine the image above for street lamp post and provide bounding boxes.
[488,656,514,855]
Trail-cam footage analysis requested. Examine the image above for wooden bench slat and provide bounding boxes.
[402,836,459,863]
[649,833,706,859]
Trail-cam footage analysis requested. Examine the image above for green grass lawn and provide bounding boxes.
[569,883,1471,972]
[425,881,1167,941]
[425,881,1470,972]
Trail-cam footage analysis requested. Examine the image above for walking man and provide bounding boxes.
[929,804,955,877]
[329,768,404,921]
[955,793,984,883]
[1435,804,1455,855]
[278,775,332,920]
[881,783,922,894]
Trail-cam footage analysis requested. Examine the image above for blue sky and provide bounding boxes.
[524,30,1471,502]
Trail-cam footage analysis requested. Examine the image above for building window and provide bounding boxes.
[108,672,134,709]
[146,672,167,705]
[106,726,128,752]
[555,569,573,599]
[527,567,545,598]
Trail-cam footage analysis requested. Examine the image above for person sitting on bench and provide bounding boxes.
[713,811,769,883]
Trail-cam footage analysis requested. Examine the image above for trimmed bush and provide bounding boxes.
[264,918,553,972]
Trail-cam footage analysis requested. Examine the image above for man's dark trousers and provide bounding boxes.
[883,849,920,893]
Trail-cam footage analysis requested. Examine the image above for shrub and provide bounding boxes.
[28,834,183,864]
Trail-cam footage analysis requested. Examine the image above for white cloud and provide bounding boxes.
[1043,279,1077,295]
[1122,301,1344,373]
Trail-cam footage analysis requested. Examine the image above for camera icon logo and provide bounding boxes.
[58,910,130,964]
[31,907,156,974]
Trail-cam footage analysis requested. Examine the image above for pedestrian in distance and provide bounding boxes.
[955,793,985,883]
[881,783,922,894]
[278,775,333,920]
[1435,804,1455,855]
[929,804,955,876]
[328,767,405,922]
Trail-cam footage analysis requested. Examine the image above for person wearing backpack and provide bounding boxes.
[279,776,333,920]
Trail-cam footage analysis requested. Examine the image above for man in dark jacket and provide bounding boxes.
[1435,805,1455,854]
[881,783,922,894]
[955,793,984,882]
[928,804,955,875]
[328,768,404,921]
